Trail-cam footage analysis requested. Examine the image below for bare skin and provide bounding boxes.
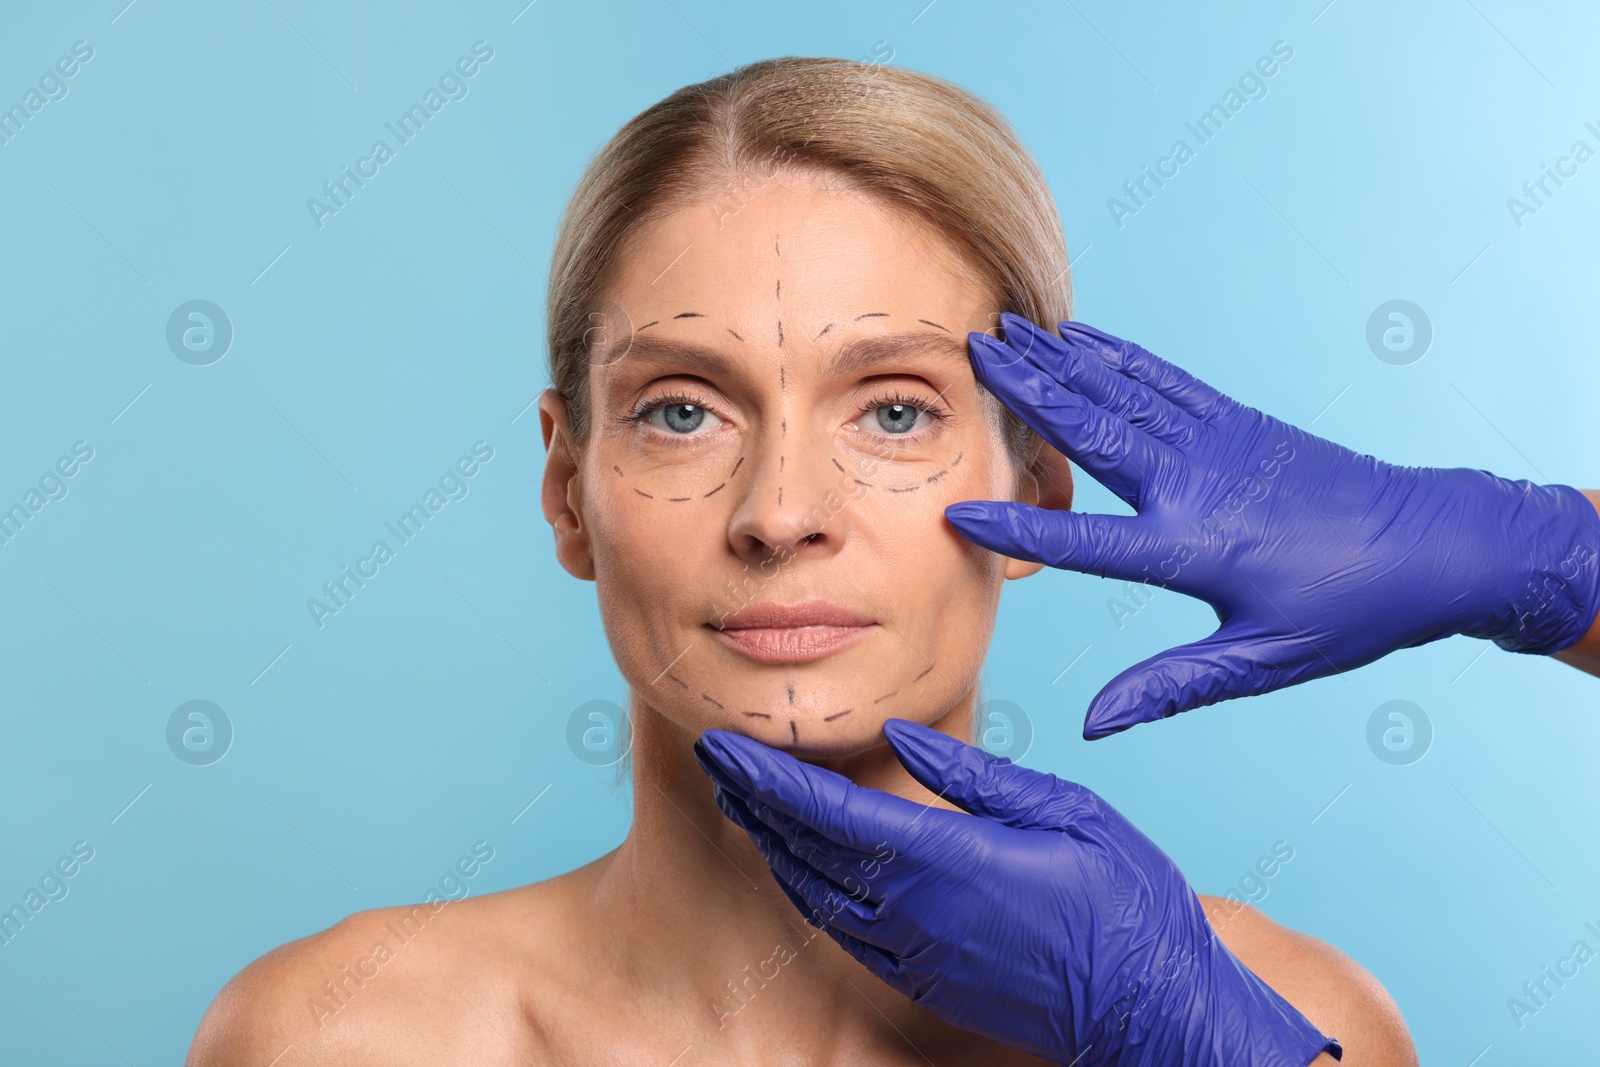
[187,169,1415,1065]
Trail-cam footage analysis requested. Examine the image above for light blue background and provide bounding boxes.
[2,0,1597,1062]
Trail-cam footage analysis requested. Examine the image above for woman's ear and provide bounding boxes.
[1003,433,1075,581]
[539,388,596,581]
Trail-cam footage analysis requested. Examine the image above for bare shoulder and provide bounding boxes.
[185,859,606,1067]
[1197,894,1417,1067]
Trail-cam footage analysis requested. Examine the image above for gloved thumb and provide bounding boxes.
[944,501,1154,583]
[882,718,1098,832]
[1082,627,1311,739]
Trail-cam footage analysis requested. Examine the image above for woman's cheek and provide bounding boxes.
[588,480,675,579]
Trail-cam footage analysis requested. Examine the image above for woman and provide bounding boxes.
[187,57,1415,1064]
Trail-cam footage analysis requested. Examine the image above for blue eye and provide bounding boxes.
[872,403,925,434]
[854,394,943,437]
[632,394,724,438]
[653,402,710,434]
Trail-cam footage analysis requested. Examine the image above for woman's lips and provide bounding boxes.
[708,622,878,664]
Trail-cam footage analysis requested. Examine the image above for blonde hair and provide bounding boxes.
[544,55,1074,462]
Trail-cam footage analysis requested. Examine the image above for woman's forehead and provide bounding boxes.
[607,177,986,331]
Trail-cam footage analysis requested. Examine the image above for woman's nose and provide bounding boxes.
[725,428,850,564]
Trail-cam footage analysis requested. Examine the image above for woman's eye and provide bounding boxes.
[647,401,722,435]
[857,402,932,436]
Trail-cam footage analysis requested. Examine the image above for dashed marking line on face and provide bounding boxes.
[638,320,659,331]
[667,495,691,502]
[853,478,874,488]
[779,455,785,472]
[787,684,795,705]
[742,711,773,720]
[790,720,799,742]
[832,458,846,474]
[614,464,624,477]
[727,328,744,342]
[777,487,783,506]
[925,470,946,484]
[634,488,654,499]
[729,455,745,477]
[666,673,690,690]
[864,659,934,710]
[702,694,725,710]
[951,451,963,466]
[823,708,853,722]
[674,311,703,320]
[884,484,921,494]
[777,319,784,346]
[918,319,949,331]
[702,482,726,498]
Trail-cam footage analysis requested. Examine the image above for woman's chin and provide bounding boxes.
[714,703,954,762]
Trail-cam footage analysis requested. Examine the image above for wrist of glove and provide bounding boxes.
[1446,473,1600,654]
[1107,922,1342,1067]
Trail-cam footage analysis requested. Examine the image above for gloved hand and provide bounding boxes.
[949,313,1600,738]
[694,719,1341,1067]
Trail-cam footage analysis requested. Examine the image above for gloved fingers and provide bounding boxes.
[701,740,884,888]
[998,312,1203,447]
[735,789,893,904]
[696,729,938,855]
[943,502,1159,584]
[773,853,883,945]
[1058,321,1236,424]
[710,782,885,943]
[882,718,1101,833]
[968,331,1171,510]
[726,777,889,902]
[822,926,908,994]
[1081,628,1323,739]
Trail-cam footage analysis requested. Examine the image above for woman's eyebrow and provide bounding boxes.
[603,329,971,379]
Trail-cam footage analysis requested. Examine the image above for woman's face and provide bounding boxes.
[541,168,1064,757]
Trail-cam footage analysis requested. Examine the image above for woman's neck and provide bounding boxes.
[592,693,979,1052]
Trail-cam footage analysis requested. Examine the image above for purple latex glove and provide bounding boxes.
[948,313,1600,739]
[694,720,1340,1066]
